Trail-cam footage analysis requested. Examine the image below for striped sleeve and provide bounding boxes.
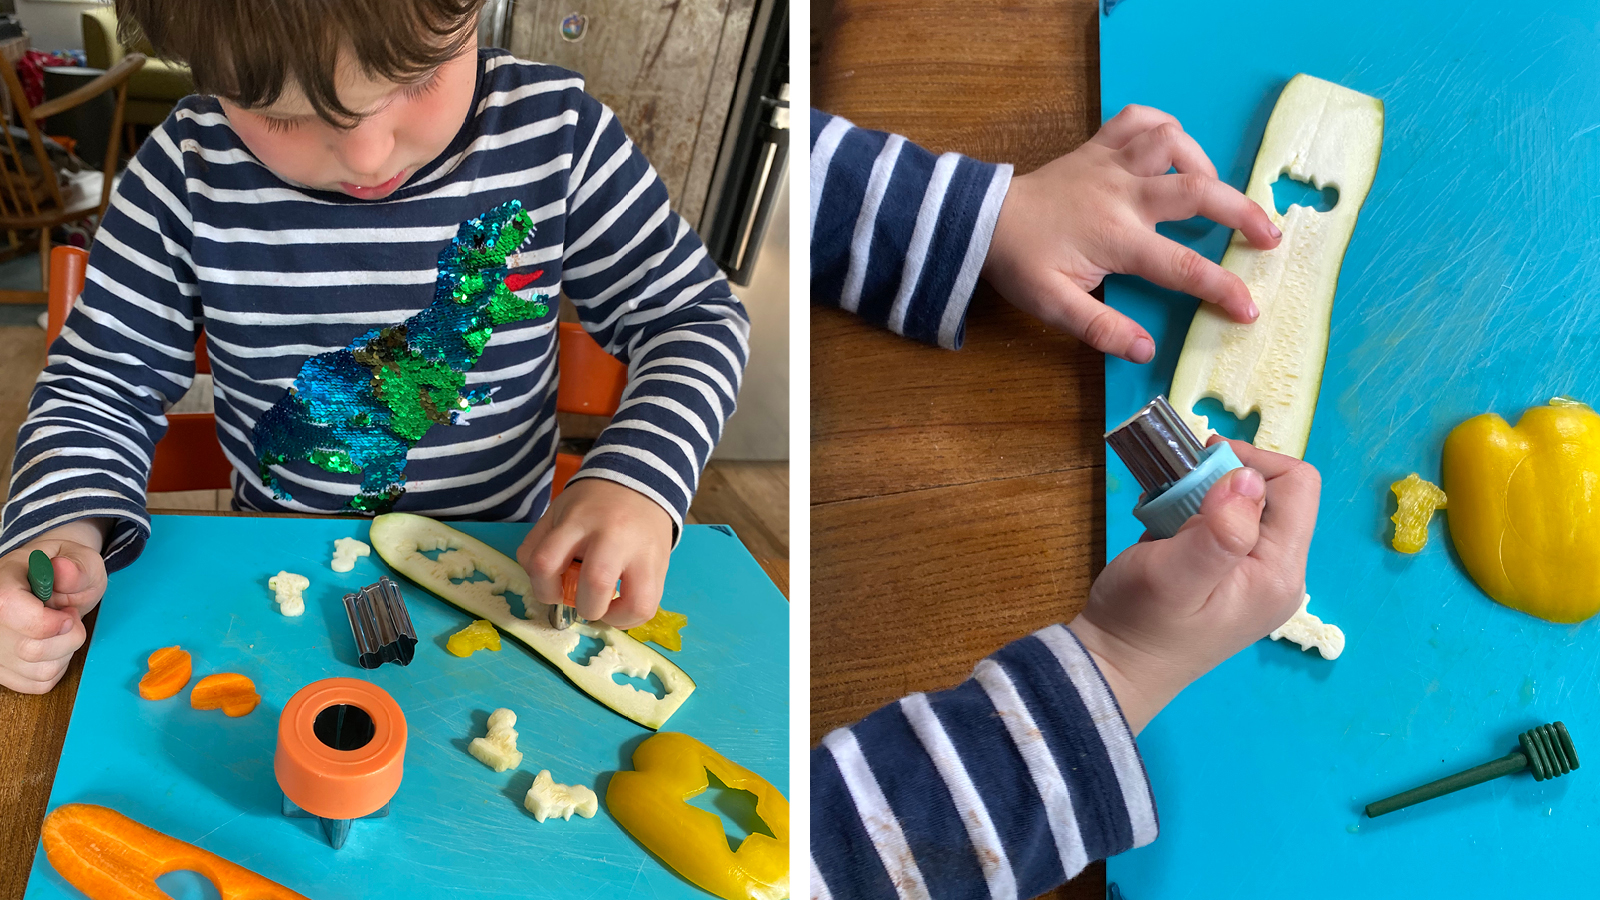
[0,132,200,571]
[810,624,1158,900]
[559,91,749,538]
[810,109,1012,349]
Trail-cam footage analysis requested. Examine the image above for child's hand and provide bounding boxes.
[1069,438,1320,733]
[517,478,673,629]
[0,519,110,694]
[981,104,1283,363]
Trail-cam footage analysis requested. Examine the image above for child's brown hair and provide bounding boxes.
[114,0,484,126]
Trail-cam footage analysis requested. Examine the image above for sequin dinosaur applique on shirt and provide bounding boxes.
[252,200,552,514]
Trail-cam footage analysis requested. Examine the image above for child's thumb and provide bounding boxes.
[50,545,106,605]
[1158,467,1265,590]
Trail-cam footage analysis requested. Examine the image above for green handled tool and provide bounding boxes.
[27,549,53,603]
[1365,721,1578,818]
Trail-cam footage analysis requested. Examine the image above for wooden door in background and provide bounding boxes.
[509,0,755,227]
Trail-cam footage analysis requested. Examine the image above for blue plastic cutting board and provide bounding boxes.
[1102,1,1600,896]
[23,517,787,900]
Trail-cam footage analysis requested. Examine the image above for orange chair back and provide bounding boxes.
[551,321,627,497]
[44,253,628,501]
[45,246,230,494]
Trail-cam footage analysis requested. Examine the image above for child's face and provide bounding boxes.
[220,41,479,200]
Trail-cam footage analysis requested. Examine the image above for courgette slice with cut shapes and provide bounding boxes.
[369,513,694,729]
[1170,73,1384,459]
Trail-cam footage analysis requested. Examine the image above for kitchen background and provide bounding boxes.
[0,0,789,576]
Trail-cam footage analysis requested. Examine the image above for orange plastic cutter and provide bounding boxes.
[274,678,406,849]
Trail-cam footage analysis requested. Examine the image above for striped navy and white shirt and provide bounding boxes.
[810,111,1157,899]
[812,625,1158,900]
[810,110,1011,349]
[0,50,748,570]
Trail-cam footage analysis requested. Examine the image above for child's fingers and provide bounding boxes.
[1139,173,1280,249]
[1018,274,1154,363]
[1090,104,1182,150]
[7,612,83,665]
[518,519,583,612]
[1157,467,1266,591]
[0,665,61,694]
[1116,122,1217,179]
[0,588,75,641]
[608,558,666,630]
[1206,437,1322,565]
[3,651,72,687]
[49,548,106,611]
[573,552,622,623]
[1120,232,1256,322]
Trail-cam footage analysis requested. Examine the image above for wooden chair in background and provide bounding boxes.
[46,247,628,499]
[0,53,145,304]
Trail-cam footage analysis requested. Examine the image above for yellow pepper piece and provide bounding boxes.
[607,732,788,900]
[446,619,501,657]
[1443,399,1600,623]
[627,607,688,651]
[1389,473,1447,553]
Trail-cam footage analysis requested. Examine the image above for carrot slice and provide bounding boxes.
[137,646,191,700]
[190,673,260,717]
[43,803,311,899]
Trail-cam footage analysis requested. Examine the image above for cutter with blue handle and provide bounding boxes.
[1105,395,1243,539]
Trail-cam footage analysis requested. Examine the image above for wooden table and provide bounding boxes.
[812,1,1108,897]
[0,509,787,899]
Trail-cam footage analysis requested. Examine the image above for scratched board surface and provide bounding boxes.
[24,517,787,900]
[1100,1,1600,896]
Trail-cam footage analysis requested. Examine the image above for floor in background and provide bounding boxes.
[0,249,46,328]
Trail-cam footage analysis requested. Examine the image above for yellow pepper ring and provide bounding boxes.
[607,732,789,900]
[1442,400,1600,623]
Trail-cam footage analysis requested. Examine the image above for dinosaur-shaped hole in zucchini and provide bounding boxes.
[445,567,530,620]
[568,632,667,698]
[1191,396,1261,444]
[688,770,778,852]
[1271,171,1339,214]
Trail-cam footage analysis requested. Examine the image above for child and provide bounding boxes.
[810,107,1320,898]
[0,0,747,695]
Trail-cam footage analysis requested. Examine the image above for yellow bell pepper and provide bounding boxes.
[1442,398,1600,623]
[1389,473,1447,553]
[607,732,788,900]
[445,619,501,657]
[627,606,688,651]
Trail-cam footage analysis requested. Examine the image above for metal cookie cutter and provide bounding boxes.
[343,576,418,668]
[1104,394,1244,540]
[276,678,407,849]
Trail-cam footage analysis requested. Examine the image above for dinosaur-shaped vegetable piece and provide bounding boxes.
[447,619,501,657]
[468,708,523,772]
[369,513,695,729]
[137,646,191,700]
[1389,473,1447,553]
[628,607,689,651]
[525,770,598,822]
[190,673,260,717]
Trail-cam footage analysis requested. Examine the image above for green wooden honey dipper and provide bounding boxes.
[1365,722,1578,818]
